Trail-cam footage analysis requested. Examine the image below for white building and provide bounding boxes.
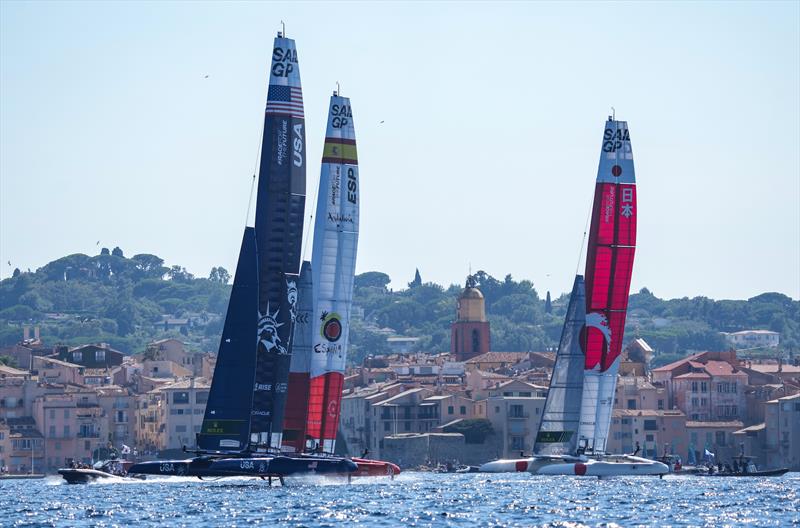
[724,330,780,349]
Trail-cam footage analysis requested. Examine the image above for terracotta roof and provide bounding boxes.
[703,360,737,376]
[0,365,29,376]
[652,352,705,372]
[465,352,529,364]
[748,364,800,374]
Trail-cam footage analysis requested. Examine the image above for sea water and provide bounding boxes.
[1,472,798,527]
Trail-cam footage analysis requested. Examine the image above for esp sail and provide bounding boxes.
[250,33,307,449]
[533,275,586,456]
[198,227,259,452]
[578,118,637,453]
[282,261,313,452]
[305,93,360,453]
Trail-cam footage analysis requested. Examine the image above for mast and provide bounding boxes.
[198,228,259,452]
[533,275,586,456]
[281,261,313,452]
[250,32,307,450]
[305,92,360,453]
[577,117,637,453]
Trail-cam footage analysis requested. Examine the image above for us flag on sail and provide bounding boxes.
[266,85,304,118]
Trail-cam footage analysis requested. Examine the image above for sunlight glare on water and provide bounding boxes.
[1,472,798,527]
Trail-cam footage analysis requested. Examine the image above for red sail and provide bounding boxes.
[583,119,637,373]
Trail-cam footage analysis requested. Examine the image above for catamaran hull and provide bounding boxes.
[351,458,400,477]
[128,455,357,478]
[57,468,144,484]
[536,457,668,477]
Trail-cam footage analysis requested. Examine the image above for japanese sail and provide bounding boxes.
[305,93,359,453]
[533,275,586,456]
[578,118,637,453]
[197,227,259,451]
[282,261,313,452]
[250,33,306,449]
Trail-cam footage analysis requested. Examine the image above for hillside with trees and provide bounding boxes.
[1,250,797,367]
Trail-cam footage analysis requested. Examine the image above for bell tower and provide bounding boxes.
[451,275,490,362]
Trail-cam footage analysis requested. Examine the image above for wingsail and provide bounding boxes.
[578,118,637,453]
[282,261,313,452]
[250,34,307,450]
[305,93,360,453]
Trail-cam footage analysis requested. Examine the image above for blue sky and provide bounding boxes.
[1,1,798,300]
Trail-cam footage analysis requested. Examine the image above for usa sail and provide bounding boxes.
[533,275,586,456]
[578,118,637,453]
[282,261,313,452]
[305,93,359,453]
[250,34,307,449]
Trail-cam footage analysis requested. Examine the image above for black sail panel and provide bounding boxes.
[250,34,306,449]
[198,227,259,452]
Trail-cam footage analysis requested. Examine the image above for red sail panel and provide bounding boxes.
[583,120,636,374]
[306,372,344,449]
[282,372,311,452]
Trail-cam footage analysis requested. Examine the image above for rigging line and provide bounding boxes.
[574,188,593,277]
[245,83,268,228]
[301,106,325,263]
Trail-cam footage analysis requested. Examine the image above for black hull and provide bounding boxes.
[57,468,143,484]
[128,454,357,478]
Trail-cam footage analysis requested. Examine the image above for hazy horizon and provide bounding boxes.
[2,1,798,301]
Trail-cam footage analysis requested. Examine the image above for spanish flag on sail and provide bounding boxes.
[321,138,358,165]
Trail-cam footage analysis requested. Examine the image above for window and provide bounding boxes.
[715,431,726,446]
[96,349,105,362]
[471,329,480,353]
[170,409,184,415]
[509,405,524,418]
[646,434,654,442]
[84,441,89,451]
[64,409,69,419]
[691,382,698,392]
[383,422,390,432]
[644,420,658,431]
[732,382,737,394]
[510,436,524,450]
[49,409,55,420]
[73,351,82,362]
[519,392,531,397]
[63,425,70,437]
[701,398,708,407]
[173,392,189,404]
[495,406,500,414]
[55,442,61,451]
[622,418,631,425]
[448,406,454,415]
[705,432,712,445]
[658,399,664,410]
[175,425,187,433]
[691,397,699,406]
[503,392,512,397]
[49,425,55,437]
[196,392,209,404]
[701,382,708,393]
[404,421,411,432]
[459,406,466,415]
[627,399,636,410]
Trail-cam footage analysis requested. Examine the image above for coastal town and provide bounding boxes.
[1,278,797,475]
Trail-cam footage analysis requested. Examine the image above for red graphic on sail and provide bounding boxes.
[583,120,636,373]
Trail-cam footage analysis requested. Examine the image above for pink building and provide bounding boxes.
[652,351,748,421]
